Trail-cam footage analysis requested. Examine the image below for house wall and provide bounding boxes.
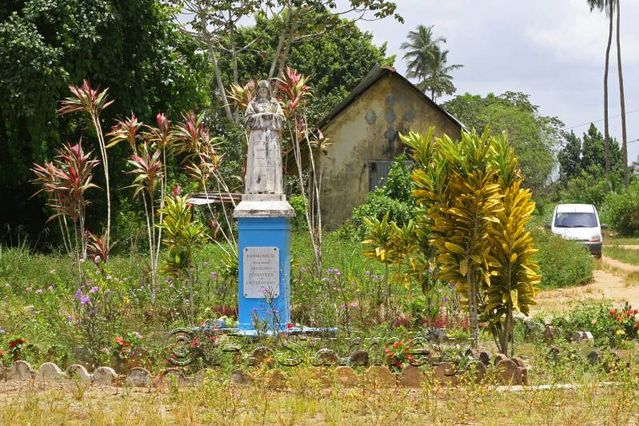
[321,74,461,229]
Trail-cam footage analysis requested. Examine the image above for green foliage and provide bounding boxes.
[352,191,413,236]
[557,124,625,191]
[400,25,462,101]
[406,129,540,353]
[559,172,610,206]
[381,154,414,204]
[223,9,390,123]
[0,0,210,246]
[601,182,639,236]
[158,195,207,277]
[444,92,562,193]
[531,229,593,288]
[351,155,415,237]
[552,302,639,348]
[289,195,308,230]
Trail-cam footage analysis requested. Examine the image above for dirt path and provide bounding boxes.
[534,255,639,313]
[602,255,639,274]
[617,245,639,251]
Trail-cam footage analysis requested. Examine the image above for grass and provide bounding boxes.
[604,246,639,266]
[624,272,639,287]
[605,235,639,246]
[1,366,639,425]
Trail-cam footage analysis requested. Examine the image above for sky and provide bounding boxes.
[352,0,639,164]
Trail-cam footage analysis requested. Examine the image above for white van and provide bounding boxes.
[550,204,604,258]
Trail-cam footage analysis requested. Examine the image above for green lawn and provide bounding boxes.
[605,236,639,246]
[604,246,639,266]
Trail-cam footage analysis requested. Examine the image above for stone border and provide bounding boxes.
[1,359,527,389]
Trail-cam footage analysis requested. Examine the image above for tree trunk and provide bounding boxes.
[269,33,285,79]
[616,0,629,187]
[200,11,233,123]
[277,9,300,79]
[467,267,478,350]
[603,5,613,190]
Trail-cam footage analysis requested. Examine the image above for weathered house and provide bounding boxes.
[318,66,463,229]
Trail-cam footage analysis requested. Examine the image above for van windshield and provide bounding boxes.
[554,212,597,228]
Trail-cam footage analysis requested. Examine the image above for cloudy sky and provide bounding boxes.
[354,0,639,163]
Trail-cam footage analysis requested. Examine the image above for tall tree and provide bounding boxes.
[615,0,629,187]
[400,25,462,102]
[444,92,562,193]
[401,25,443,83]
[587,0,614,188]
[420,48,463,102]
[225,10,391,123]
[0,0,210,246]
[171,0,401,123]
[557,131,583,183]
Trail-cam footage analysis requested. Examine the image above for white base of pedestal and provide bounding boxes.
[233,197,294,218]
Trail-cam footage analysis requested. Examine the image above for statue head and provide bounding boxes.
[255,80,272,101]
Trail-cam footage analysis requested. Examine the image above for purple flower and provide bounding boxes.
[67,315,73,322]
[80,295,91,305]
[210,271,218,281]
[327,268,342,277]
[74,289,83,301]
[89,286,99,294]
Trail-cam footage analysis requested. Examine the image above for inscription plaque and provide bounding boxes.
[243,246,280,298]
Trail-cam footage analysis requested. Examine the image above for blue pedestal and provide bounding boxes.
[237,216,291,331]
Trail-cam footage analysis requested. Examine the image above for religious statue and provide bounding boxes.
[244,80,285,195]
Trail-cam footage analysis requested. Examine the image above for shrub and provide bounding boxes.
[559,172,609,207]
[381,154,414,205]
[289,195,308,230]
[352,190,413,235]
[601,182,639,236]
[348,155,415,239]
[532,228,593,288]
[552,302,639,347]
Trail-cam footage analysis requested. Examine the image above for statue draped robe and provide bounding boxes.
[244,98,285,195]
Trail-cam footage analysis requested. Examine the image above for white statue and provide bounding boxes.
[244,80,285,195]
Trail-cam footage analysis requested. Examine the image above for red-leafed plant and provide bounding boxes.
[86,231,113,269]
[277,67,311,117]
[59,80,114,248]
[227,80,256,112]
[31,141,99,273]
[173,112,236,257]
[276,67,327,274]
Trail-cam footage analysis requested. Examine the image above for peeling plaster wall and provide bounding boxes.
[321,74,461,230]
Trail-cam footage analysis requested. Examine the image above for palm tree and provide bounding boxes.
[615,0,629,187]
[401,25,444,80]
[419,48,463,102]
[401,25,462,102]
[588,0,614,188]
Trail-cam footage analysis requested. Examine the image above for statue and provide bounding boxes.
[244,80,285,195]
